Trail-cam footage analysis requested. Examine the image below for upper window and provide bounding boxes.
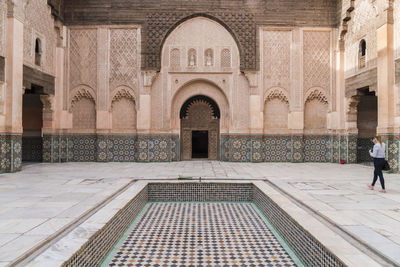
[35,38,42,66]
[359,39,366,68]
[221,49,231,68]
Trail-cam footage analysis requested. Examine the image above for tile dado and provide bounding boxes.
[32,134,399,171]
[0,134,22,173]
[221,134,359,165]
[42,134,180,163]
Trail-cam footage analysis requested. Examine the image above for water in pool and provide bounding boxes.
[102,202,304,266]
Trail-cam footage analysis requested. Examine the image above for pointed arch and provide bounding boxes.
[111,86,137,109]
[111,86,137,131]
[304,88,328,132]
[264,87,290,105]
[305,88,328,104]
[70,85,96,130]
[70,85,96,111]
[263,88,289,133]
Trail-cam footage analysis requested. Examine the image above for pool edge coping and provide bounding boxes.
[26,180,382,267]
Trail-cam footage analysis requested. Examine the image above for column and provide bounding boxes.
[288,28,304,133]
[96,27,111,133]
[0,0,27,172]
[376,5,395,134]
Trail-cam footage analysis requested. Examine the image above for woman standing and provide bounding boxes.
[368,136,386,193]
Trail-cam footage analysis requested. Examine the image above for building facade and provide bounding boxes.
[0,0,399,172]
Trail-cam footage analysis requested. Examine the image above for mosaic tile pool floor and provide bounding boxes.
[102,202,302,267]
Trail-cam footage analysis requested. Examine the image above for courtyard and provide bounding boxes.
[0,162,399,266]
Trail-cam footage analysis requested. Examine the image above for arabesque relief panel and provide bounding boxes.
[263,30,291,95]
[69,28,97,93]
[110,28,139,98]
[303,30,331,98]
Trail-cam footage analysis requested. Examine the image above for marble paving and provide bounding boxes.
[103,202,298,267]
[1,162,400,266]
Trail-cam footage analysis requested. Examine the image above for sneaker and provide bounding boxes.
[368,185,374,190]
[379,189,386,193]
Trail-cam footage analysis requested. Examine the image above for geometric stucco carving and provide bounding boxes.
[144,12,256,72]
[264,88,289,105]
[70,87,95,111]
[305,88,329,104]
[111,87,136,109]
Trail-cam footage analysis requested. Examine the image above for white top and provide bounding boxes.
[370,142,386,158]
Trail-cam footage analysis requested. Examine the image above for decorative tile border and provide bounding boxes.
[253,186,346,267]
[22,137,43,162]
[62,186,148,267]
[148,183,253,202]
[43,134,180,163]
[0,134,22,173]
[34,133,400,171]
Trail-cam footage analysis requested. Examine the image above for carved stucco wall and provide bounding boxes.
[112,98,136,130]
[159,17,242,134]
[303,30,331,100]
[263,30,291,96]
[23,0,57,76]
[264,90,289,134]
[344,0,378,78]
[0,0,5,58]
[304,91,329,132]
[110,28,139,103]
[145,12,256,72]
[395,0,400,59]
[67,26,141,132]
[69,28,97,93]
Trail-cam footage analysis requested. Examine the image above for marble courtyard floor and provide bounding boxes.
[0,162,400,266]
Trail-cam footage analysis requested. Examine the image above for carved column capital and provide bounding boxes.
[7,0,29,22]
[244,71,259,95]
[40,94,55,128]
[40,94,55,112]
[54,20,64,47]
[143,71,158,87]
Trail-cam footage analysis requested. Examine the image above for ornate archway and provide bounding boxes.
[180,95,220,160]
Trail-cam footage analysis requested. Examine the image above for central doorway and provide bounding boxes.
[192,130,209,158]
[180,95,220,160]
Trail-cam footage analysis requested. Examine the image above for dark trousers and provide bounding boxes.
[372,158,385,189]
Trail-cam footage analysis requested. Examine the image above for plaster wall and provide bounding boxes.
[23,0,57,76]
[344,0,378,79]
[395,0,400,60]
[0,0,5,58]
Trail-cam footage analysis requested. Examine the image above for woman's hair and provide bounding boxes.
[375,135,383,145]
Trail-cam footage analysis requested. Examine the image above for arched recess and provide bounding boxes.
[111,86,137,131]
[161,16,240,70]
[180,95,220,160]
[171,80,230,133]
[70,86,96,130]
[304,88,329,133]
[263,88,289,134]
[159,13,243,68]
